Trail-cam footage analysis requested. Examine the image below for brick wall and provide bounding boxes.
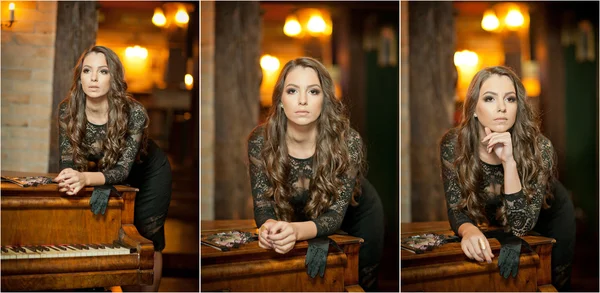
[1,1,57,172]
[400,1,411,222]
[200,1,214,220]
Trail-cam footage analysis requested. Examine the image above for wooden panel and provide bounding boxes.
[201,220,363,292]
[401,222,556,292]
[1,270,153,291]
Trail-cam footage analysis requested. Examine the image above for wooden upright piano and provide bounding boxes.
[401,221,556,292]
[1,172,154,291]
[201,219,364,292]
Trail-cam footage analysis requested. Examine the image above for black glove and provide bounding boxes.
[305,237,330,278]
[484,230,533,279]
[89,185,118,215]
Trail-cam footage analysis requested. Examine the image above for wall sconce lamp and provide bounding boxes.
[152,3,190,29]
[481,3,528,33]
[283,8,332,38]
[260,54,280,73]
[2,3,16,28]
[125,45,148,60]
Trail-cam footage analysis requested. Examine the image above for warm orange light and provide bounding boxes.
[184,74,193,90]
[307,14,326,34]
[454,50,479,68]
[152,8,166,27]
[522,77,540,97]
[504,8,524,30]
[260,55,280,72]
[481,9,499,32]
[175,8,189,25]
[125,45,148,59]
[283,15,302,37]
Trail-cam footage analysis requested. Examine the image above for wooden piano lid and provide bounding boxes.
[401,221,555,261]
[201,219,363,258]
[1,171,138,195]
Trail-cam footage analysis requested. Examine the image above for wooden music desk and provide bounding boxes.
[401,221,556,292]
[201,219,364,292]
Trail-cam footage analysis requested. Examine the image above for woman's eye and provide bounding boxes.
[286,89,297,94]
[483,96,494,102]
[506,96,517,103]
[100,70,109,75]
[82,69,90,73]
[309,89,321,95]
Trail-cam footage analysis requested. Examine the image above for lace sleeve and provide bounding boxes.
[311,129,362,237]
[101,103,146,185]
[58,102,75,170]
[503,136,553,236]
[247,126,277,228]
[440,130,476,235]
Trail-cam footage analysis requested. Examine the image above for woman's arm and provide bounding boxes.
[440,130,492,263]
[101,104,146,185]
[247,127,278,229]
[440,130,477,235]
[502,137,553,236]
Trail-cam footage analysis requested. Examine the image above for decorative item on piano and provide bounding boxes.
[1,176,54,187]
[201,231,258,251]
[401,233,460,254]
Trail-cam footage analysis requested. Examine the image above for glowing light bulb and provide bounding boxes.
[481,9,499,32]
[504,9,524,30]
[260,55,280,72]
[454,50,478,67]
[175,9,189,25]
[185,74,193,90]
[283,16,301,37]
[152,8,166,27]
[307,15,326,34]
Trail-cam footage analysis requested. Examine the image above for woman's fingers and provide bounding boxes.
[468,238,485,262]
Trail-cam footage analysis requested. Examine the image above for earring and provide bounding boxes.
[280,103,284,109]
[474,113,478,118]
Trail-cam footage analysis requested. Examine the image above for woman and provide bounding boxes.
[247,57,385,291]
[440,66,575,291]
[54,46,172,292]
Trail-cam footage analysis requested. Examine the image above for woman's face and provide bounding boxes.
[81,52,111,100]
[281,66,324,127]
[474,74,518,133]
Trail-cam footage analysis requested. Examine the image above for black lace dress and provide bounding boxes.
[440,128,575,291]
[58,101,172,252]
[248,126,384,291]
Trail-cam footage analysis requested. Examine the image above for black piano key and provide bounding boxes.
[24,246,37,252]
[103,243,114,249]
[112,241,124,248]
[88,244,98,249]
[40,246,50,252]
[47,246,60,251]
[16,246,26,253]
[95,243,106,249]
[1,247,8,253]
[8,247,20,253]
[81,244,90,250]
[55,245,67,251]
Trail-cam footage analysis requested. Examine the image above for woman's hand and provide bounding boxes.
[265,221,298,254]
[460,224,494,263]
[258,220,276,250]
[54,168,88,195]
[481,127,514,164]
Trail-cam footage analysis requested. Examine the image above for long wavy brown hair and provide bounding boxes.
[252,57,366,222]
[58,45,149,172]
[451,66,555,227]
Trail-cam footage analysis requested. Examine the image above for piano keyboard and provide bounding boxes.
[1,242,133,260]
